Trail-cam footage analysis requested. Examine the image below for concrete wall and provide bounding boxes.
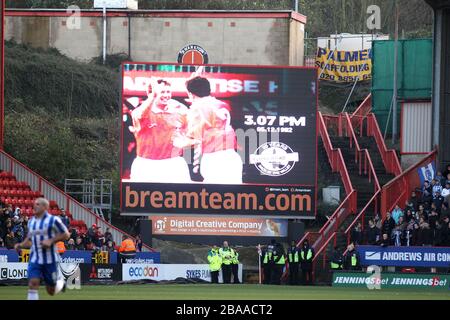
[5,10,306,66]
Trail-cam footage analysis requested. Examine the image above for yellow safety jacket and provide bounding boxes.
[207,249,222,272]
[219,247,234,265]
[232,250,239,265]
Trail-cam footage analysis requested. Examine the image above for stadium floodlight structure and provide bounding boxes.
[93,0,138,64]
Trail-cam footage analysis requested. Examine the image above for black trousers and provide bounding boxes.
[301,269,313,285]
[232,264,240,283]
[288,263,299,285]
[210,271,219,284]
[271,264,283,285]
[222,264,232,284]
[263,265,272,284]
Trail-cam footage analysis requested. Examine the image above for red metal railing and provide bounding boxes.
[380,149,438,219]
[350,94,372,128]
[366,113,402,176]
[297,112,357,279]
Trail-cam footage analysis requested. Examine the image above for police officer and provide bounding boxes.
[300,239,314,285]
[330,246,344,270]
[271,241,286,285]
[207,245,222,284]
[287,240,300,285]
[231,247,240,284]
[262,240,275,284]
[344,243,360,271]
[219,241,233,284]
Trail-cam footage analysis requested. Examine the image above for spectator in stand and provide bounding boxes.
[443,164,450,180]
[66,238,76,250]
[74,236,85,250]
[433,221,443,246]
[441,216,450,246]
[60,209,70,228]
[0,236,5,248]
[416,204,428,221]
[441,183,450,203]
[446,172,450,186]
[22,216,28,236]
[382,212,395,238]
[436,171,446,187]
[442,203,450,218]
[69,228,78,241]
[411,222,421,246]
[366,219,381,245]
[351,222,363,245]
[102,240,116,253]
[421,180,433,204]
[433,191,445,215]
[104,227,113,243]
[404,209,414,223]
[392,216,406,246]
[5,231,17,249]
[374,213,382,229]
[392,205,404,224]
[405,219,416,246]
[11,216,24,243]
[380,233,390,247]
[418,220,433,246]
[428,210,439,230]
[135,235,143,252]
[409,191,419,211]
[431,179,443,198]
[404,200,415,214]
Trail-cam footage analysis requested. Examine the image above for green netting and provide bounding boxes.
[371,39,432,134]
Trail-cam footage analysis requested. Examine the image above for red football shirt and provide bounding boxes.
[187,96,237,154]
[134,100,188,160]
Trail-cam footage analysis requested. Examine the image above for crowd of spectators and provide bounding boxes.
[351,166,450,247]
[0,201,143,253]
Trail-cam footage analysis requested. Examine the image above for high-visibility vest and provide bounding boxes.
[207,249,222,272]
[56,241,66,254]
[274,254,285,265]
[330,261,341,269]
[288,249,299,263]
[263,251,270,264]
[119,239,136,253]
[219,247,233,265]
[232,250,239,265]
[351,253,358,267]
[301,249,313,261]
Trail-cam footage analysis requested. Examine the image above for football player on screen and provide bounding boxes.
[129,78,192,183]
[174,72,243,184]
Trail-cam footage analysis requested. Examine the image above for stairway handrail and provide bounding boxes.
[366,113,402,176]
[343,113,381,192]
[297,112,357,252]
[380,149,438,217]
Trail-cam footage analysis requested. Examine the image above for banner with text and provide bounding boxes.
[152,216,288,237]
[122,263,243,283]
[357,245,450,267]
[332,272,450,290]
[315,47,372,82]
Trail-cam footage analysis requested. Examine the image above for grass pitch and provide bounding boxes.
[0,284,449,300]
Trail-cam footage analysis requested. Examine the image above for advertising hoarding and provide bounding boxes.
[152,216,288,237]
[357,245,450,268]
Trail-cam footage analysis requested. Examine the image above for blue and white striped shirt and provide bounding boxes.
[28,212,68,265]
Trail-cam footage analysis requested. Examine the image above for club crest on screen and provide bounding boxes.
[250,142,299,177]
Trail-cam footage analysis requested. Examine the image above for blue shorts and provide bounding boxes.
[28,262,58,287]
